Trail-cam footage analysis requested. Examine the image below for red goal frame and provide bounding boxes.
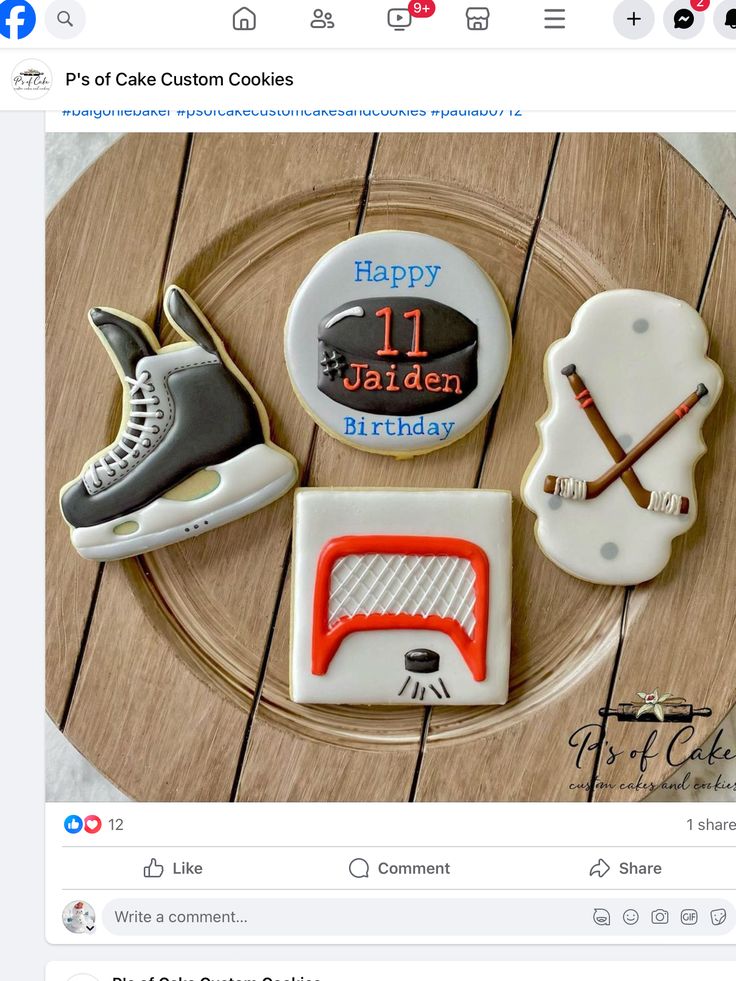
[311,535,490,682]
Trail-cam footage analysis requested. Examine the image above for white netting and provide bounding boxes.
[328,553,477,634]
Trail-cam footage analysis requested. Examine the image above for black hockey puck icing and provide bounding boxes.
[318,296,478,415]
[404,649,441,674]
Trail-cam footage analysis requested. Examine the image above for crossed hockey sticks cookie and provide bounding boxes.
[543,364,708,515]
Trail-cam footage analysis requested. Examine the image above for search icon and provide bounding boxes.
[46,1,85,39]
[348,857,370,879]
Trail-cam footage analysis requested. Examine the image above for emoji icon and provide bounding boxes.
[623,909,639,925]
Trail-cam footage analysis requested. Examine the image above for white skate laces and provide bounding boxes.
[88,371,164,489]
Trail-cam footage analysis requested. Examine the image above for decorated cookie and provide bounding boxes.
[285,230,511,456]
[59,286,298,560]
[290,488,511,705]
[522,290,723,585]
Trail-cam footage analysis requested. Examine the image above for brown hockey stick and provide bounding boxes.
[544,383,708,509]
[558,364,690,515]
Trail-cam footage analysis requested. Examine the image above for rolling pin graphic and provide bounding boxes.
[599,704,712,723]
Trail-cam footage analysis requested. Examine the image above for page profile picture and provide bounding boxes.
[11,58,51,99]
[62,900,96,934]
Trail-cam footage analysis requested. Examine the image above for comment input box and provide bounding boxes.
[103,898,734,938]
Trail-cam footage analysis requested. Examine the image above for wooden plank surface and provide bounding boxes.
[46,134,189,723]
[63,134,375,800]
[236,133,558,800]
[592,210,736,800]
[417,133,726,801]
[48,133,734,802]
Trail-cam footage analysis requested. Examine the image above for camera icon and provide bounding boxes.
[651,909,669,925]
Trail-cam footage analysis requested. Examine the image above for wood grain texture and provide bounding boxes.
[417,133,726,801]
[49,133,734,803]
[63,134,375,800]
[236,134,557,801]
[46,134,189,722]
[592,211,736,800]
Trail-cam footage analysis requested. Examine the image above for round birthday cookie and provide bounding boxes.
[522,290,723,586]
[284,230,511,456]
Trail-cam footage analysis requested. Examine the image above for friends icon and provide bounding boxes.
[310,8,335,28]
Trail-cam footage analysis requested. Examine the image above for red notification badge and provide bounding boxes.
[690,0,710,10]
[410,1,436,17]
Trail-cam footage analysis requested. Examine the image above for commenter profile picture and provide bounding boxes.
[62,899,96,934]
[11,58,51,99]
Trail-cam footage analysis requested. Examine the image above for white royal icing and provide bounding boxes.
[291,489,512,705]
[522,290,723,585]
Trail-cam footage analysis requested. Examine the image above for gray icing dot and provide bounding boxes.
[632,318,649,334]
[548,496,563,510]
[601,542,619,560]
[618,433,633,450]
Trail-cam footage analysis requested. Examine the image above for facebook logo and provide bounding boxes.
[0,1,36,40]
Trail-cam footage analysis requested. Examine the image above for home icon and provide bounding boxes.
[233,6,256,30]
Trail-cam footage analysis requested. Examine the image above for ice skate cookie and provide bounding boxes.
[522,290,723,585]
[59,286,298,561]
[290,488,512,705]
[284,230,511,457]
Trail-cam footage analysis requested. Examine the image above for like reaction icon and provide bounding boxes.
[64,814,83,834]
[143,858,165,878]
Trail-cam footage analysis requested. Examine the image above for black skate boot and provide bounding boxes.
[60,285,298,560]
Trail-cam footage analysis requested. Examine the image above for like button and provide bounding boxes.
[143,858,165,878]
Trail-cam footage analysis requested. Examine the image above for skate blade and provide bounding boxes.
[71,443,297,560]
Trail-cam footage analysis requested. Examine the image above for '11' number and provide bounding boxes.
[375,307,428,359]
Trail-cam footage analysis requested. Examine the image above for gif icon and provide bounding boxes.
[681,909,698,925]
